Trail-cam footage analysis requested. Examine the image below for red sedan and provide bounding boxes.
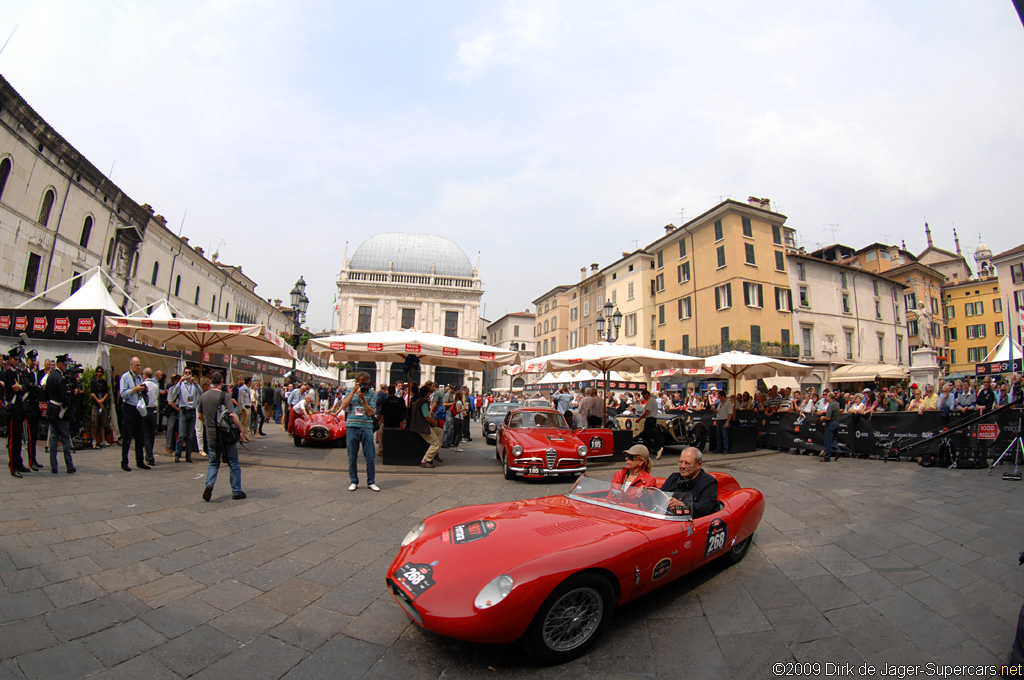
[292,411,346,448]
[387,472,764,664]
[496,407,588,480]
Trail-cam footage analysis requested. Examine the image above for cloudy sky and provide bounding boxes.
[3,1,1022,332]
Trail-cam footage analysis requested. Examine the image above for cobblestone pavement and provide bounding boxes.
[1,428,1021,678]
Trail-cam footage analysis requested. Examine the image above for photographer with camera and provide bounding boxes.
[118,357,150,472]
[341,373,379,492]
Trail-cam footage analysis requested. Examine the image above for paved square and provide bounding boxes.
[1,432,1021,678]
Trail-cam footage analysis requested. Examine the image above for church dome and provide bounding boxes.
[975,240,992,262]
[349,233,474,277]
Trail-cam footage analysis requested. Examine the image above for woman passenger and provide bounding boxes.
[611,444,658,492]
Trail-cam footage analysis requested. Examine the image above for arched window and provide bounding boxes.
[106,238,116,265]
[38,189,56,226]
[79,216,93,248]
[194,286,200,305]
[150,261,159,285]
[0,157,11,201]
[211,295,217,314]
[174,275,181,297]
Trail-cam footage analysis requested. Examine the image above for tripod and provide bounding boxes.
[989,409,1024,480]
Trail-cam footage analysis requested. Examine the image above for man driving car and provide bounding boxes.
[660,447,718,518]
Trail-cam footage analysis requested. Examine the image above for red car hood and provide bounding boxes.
[507,428,582,451]
[393,494,650,614]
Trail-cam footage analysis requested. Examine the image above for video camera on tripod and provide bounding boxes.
[891,396,1023,479]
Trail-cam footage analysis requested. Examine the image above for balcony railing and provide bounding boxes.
[683,341,802,359]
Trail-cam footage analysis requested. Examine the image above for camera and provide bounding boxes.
[360,384,369,393]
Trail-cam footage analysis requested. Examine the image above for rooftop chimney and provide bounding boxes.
[195,246,204,257]
[664,224,675,233]
[590,263,599,271]
[581,267,587,281]
[747,196,772,210]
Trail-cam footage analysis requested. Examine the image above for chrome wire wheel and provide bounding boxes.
[540,586,604,651]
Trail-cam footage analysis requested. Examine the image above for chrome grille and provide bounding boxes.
[309,426,329,440]
[546,448,557,469]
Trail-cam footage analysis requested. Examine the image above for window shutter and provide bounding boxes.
[726,283,732,306]
[715,287,721,309]
[757,284,763,307]
[787,289,793,310]
[775,287,781,310]
[743,283,750,306]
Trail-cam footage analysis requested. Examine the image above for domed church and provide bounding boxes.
[336,233,483,386]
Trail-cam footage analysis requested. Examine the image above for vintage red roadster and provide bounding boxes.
[495,407,589,480]
[292,410,346,447]
[387,471,764,664]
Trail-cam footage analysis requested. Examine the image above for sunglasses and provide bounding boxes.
[625,454,640,461]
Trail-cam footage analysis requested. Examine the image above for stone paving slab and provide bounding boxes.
[2,429,1024,678]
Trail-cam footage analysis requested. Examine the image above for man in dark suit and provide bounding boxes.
[660,447,718,518]
[3,346,31,477]
[21,349,44,470]
[46,354,76,474]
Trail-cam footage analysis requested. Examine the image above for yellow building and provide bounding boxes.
[532,285,572,356]
[943,276,1003,373]
[601,250,656,349]
[647,198,797,355]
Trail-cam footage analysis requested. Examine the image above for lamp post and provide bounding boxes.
[595,301,623,343]
[595,301,622,400]
[289,276,309,379]
[508,341,520,396]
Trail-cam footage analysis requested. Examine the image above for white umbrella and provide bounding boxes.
[702,351,812,394]
[521,342,703,399]
[104,317,295,375]
[307,329,519,372]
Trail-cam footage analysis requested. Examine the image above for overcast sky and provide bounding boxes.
[3,1,1022,332]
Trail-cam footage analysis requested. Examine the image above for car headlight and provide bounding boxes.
[577,445,588,457]
[474,574,514,609]
[511,445,523,458]
[401,522,425,547]
[487,423,496,432]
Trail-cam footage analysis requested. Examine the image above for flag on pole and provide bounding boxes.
[333,293,338,313]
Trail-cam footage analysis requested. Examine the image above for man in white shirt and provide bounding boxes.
[174,370,201,462]
[118,357,150,471]
[237,377,253,443]
[142,368,160,466]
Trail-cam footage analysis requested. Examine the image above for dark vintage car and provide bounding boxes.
[614,412,708,453]
[496,407,588,480]
[292,410,347,447]
[387,472,764,664]
[480,402,518,444]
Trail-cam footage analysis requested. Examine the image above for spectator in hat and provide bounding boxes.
[611,444,658,491]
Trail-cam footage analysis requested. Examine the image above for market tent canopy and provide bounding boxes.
[984,336,1024,363]
[829,363,908,383]
[308,329,519,371]
[53,273,124,315]
[703,351,812,393]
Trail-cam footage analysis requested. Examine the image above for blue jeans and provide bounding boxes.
[176,409,197,460]
[206,438,241,494]
[716,420,730,453]
[347,426,376,485]
[48,420,74,471]
[823,420,840,460]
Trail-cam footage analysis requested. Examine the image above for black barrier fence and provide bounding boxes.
[667,409,1022,460]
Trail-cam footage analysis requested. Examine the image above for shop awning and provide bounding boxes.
[830,363,908,383]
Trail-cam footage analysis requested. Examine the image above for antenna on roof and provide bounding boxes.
[678,208,686,223]
[631,239,640,250]
[823,224,841,241]
[0,24,18,57]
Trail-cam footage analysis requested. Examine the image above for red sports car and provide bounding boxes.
[387,472,764,664]
[292,411,346,447]
[496,407,588,480]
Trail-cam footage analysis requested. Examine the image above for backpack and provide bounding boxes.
[215,393,241,447]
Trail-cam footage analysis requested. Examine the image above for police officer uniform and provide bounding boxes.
[21,350,43,470]
[2,347,30,477]
[46,354,76,473]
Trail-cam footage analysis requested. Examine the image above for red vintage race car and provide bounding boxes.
[387,472,764,664]
[292,410,346,447]
[496,407,588,480]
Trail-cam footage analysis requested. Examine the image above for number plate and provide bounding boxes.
[704,518,728,557]
[529,466,540,475]
[391,562,436,599]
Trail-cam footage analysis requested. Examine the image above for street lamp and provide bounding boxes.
[595,300,623,343]
[289,276,309,378]
[508,341,520,395]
